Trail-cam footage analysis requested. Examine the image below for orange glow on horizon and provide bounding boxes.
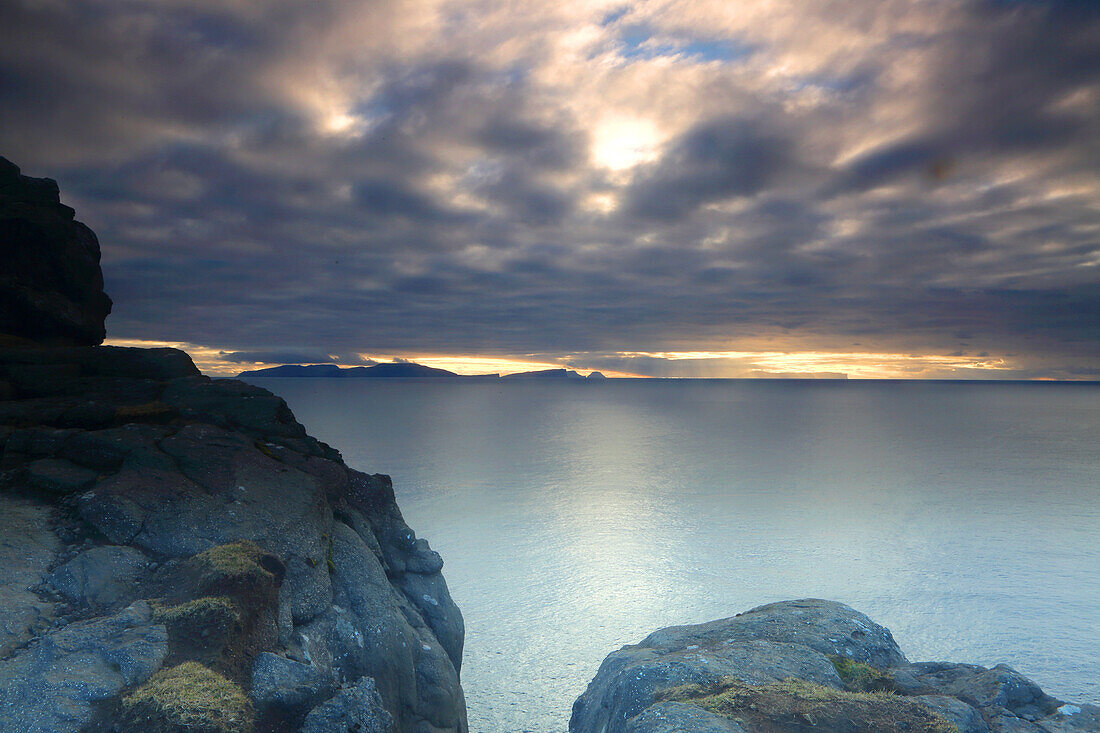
[102,338,1052,380]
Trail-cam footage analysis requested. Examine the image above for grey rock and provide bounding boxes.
[641,599,906,668]
[343,470,465,673]
[406,538,445,574]
[0,601,167,733]
[296,521,466,733]
[918,694,991,733]
[1038,703,1100,732]
[250,651,336,724]
[300,676,394,733]
[0,495,58,655]
[571,639,843,733]
[573,601,1094,733]
[897,661,1061,721]
[991,713,1046,732]
[395,565,464,673]
[77,425,335,623]
[570,599,893,733]
[157,423,335,622]
[625,702,747,733]
[48,544,149,610]
[26,457,98,493]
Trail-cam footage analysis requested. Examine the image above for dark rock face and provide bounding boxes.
[0,347,468,732]
[571,599,1098,733]
[0,156,111,345]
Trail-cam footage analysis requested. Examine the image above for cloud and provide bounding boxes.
[623,116,796,221]
[1,0,1097,378]
[219,350,336,365]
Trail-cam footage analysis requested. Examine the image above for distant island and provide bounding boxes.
[237,363,608,380]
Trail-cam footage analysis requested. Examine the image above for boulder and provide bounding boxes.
[300,677,394,733]
[570,599,902,733]
[0,156,111,345]
[572,600,1097,733]
[892,661,1061,722]
[48,544,150,609]
[250,652,336,729]
[639,599,906,668]
[917,695,990,733]
[26,456,99,493]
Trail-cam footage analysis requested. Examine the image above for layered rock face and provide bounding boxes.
[0,159,466,733]
[0,156,111,346]
[571,599,1098,733]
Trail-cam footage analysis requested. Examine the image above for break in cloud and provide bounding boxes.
[2,0,1098,378]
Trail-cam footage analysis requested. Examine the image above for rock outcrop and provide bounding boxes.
[0,157,466,733]
[570,599,1098,733]
[0,156,111,346]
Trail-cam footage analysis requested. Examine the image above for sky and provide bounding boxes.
[2,0,1098,378]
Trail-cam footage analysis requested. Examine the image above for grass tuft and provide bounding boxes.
[121,661,254,733]
[829,655,897,692]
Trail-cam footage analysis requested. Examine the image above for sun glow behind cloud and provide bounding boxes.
[590,115,663,171]
[612,351,1014,379]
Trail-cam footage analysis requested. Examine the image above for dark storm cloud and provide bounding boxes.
[1,0,1097,377]
[476,118,583,170]
[831,1,1100,194]
[623,116,794,221]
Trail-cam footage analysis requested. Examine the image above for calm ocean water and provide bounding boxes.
[245,378,1100,733]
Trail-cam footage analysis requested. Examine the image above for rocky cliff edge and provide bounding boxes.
[0,157,466,733]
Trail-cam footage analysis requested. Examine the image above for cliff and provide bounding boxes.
[0,157,112,346]
[570,599,1098,733]
[0,159,466,733]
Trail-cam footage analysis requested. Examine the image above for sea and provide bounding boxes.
[242,377,1100,733]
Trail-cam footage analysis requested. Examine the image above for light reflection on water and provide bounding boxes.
[246,378,1100,733]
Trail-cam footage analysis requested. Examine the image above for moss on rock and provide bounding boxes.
[120,661,255,733]
[193,541,279,591]
[829,654,897,692]
[149,542,285,682]
[658,677,959,733]
[154,596,240,629]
